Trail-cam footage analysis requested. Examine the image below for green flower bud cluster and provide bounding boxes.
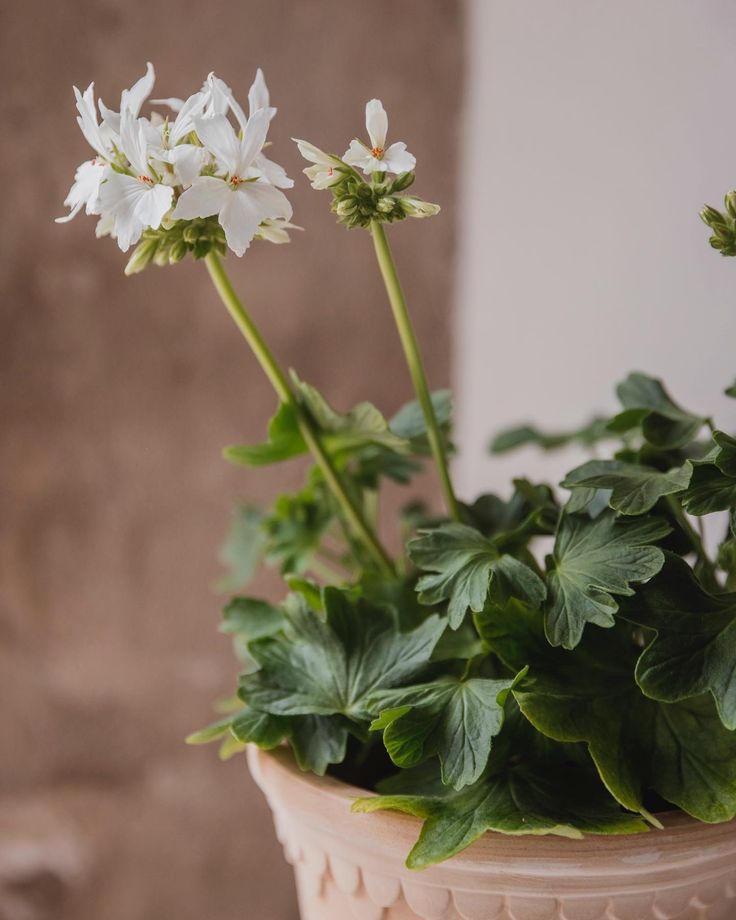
[125,217,227,275]
[330,171,439,229]
[700,192,736,257]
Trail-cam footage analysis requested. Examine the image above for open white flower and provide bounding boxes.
[293,139,345,189]
[99,111,174,251]
[55,158,108,223]
[343,99,416,176]
[172,110,292,256]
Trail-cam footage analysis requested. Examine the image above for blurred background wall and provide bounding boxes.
[456,0,736,498]
[0,2,462,918]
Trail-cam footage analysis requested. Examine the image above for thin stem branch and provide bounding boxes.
[204,252,394,576]
[370,221,461,521]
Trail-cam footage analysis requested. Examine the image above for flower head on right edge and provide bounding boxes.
[293,99,439,229]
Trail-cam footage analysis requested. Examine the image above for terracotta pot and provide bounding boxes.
[247,745,736,920]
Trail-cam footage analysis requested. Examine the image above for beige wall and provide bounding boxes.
[455,0,736,497]
[0,3,462,918]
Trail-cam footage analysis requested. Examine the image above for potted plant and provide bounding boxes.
[58,64,736,920]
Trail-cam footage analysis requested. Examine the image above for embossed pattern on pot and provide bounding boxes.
[247,746,736,920]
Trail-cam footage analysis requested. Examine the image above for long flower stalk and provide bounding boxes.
[370,222,461,521]
[204,252,394,576]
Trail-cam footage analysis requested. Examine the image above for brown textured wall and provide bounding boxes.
[0,2,462,918]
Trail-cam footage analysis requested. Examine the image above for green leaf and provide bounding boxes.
[224,403,306,467]
[225,380,412,469]
[230,708,348,775]
[262,485,333,575]
[725,380,736,399]
[238,590,445,721]
[621,554,736,730]
[231,708,291,749]
[215,504,266,592]
[353,756,646,868]
[501,607,736,823]
[186,715,236,745]
[489,417,611,454]
[463,480,558,541]
[220,597,285,638]
[367,672,523,790]
[294,376,411,456]
[561,459,692,515]
[409,523,546,629]
[681,464,736,515]
[680,431,736,515]
[389,390,452,441]
[545,512,669,649]
[290,715,349,774]
[615,373,707,449]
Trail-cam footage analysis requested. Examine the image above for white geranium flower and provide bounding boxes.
[343,99,416,176]
[293,139,345,189]
[55,159,107,223]
[172,110,292,256]
[98,62,155,135]
[99,111,174,251]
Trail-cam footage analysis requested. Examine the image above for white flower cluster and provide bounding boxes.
[295,98,416,189]
[57,64,295,258]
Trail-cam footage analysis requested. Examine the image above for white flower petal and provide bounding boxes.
[169,91,207,144]
[123,62,155,117]
[343,139,372,170]
[218,189,263,256]
[56,160,107,222]
[303,164,341,190]
[99,172,150,251]
[365,99,388,150]
[293,139,334,167]
[132,183,173,230]
[383,142,416,174]
[74,83,109,157]
[243,181,293,222]
[151,96,185,112]
[248,68,276,121]
[165,144,207,185]
[253,153,293,189]
[235,108,271,176]
[194,114,241,176]
[118,112,153,178]
[172,176,230,220]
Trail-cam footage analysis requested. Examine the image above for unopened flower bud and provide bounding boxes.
[391,171,415,192]
[400,197,441,219]
[725,191,736,220]
[124,237,159,275]
[169,239,188,263]
[335,197,358,217]
[376,196,396,214]
[700,205,727,229]
[182,223,201,244]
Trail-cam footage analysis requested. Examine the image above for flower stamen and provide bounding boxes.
[370,146,384,160]
[229,175,245,187]
[138,174,154,185]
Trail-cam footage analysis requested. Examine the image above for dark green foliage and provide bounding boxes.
[196,372,736,867]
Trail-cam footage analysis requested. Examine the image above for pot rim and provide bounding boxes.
[248,744,736,882]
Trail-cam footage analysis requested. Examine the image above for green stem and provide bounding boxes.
[204,252,394,576]
[370,221,461,521]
